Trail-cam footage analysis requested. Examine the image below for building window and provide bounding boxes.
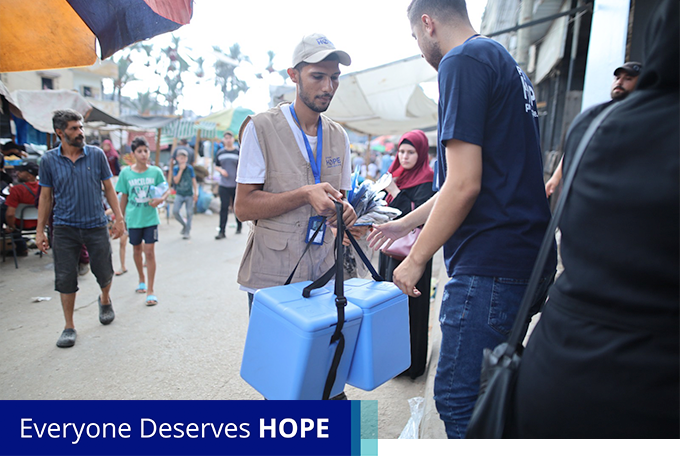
[41,78,54,90]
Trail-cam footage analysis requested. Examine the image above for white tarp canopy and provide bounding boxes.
[10,90,92,133]
[10,89,134,133]
[280,55,439,136]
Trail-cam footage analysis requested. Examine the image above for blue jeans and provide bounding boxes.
[434,274,553,438]
[173,194,194,234]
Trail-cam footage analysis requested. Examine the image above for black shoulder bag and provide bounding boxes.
[465,102,619,438]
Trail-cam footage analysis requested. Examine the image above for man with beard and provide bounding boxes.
[36,109,125,348]
[367,0,555,437]
[234,34,356,317]
[545,61,642,196]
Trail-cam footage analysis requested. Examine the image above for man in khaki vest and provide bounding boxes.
[234,34,357,316]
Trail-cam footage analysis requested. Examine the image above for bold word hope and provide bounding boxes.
[260,418,329,438]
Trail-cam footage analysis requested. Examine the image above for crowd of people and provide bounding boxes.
[1,0,676,440]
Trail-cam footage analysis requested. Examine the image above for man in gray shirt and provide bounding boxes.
[214,131,241,238]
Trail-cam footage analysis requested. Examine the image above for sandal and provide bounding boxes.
[135,283,147,294]
[115,269,128,276]
[145,295,158,306]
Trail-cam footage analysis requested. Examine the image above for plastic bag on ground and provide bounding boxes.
[398,397,424,439]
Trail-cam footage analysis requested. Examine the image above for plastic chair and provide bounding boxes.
[1,203,41,268]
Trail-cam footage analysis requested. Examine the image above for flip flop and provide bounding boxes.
[115,269,128,276]
[145,295,158,306]
[135,283,147,294]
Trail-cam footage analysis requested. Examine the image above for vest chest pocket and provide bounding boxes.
[251,223,294,279]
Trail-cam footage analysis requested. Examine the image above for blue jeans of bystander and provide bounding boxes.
[434,273,553,438]
[173,194,194,235]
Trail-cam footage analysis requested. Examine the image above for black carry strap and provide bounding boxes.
[505,102,619,355]
[304,227,385,292]
[295,201,347,400]
[284,219,326,285]
[20,183,37,199]
[345,229,384,282]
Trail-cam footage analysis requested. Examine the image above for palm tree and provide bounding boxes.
[213,43,250,107]
[123,91,165,116]
[160,35,192,114]
[112,53,138,104]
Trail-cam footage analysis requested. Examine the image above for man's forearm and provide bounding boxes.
[407,139,482,266]
[408,184,478,266]
[37,188,53,232]
[235,186,309,221]
[398,194,437,231]
[103,182,123,221]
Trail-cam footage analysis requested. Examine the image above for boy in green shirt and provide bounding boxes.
[116,137,169,306]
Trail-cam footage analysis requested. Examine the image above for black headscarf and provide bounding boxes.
[636,0,679,91]
[555,0,679,330]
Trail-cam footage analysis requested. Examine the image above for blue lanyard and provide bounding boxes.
[289,104,323,184]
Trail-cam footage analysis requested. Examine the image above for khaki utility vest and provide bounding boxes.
[237,103,347,289]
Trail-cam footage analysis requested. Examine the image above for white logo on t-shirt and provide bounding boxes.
[517,66,538,118]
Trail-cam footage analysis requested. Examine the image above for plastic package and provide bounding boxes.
[398,397,424,439]
[149,182,169,208]
[348,170,401,227]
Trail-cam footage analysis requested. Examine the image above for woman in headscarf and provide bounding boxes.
[379,129,435,379]
[101,139,120,177]
[506,0,678,438]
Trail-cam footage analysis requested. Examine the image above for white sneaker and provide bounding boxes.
[78,263,90,276]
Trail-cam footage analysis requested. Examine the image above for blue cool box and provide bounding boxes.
[240,281,363,400]
[343,278,411,390]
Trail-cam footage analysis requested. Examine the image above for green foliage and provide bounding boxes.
[213,43,251,107]
[123,91,164,116]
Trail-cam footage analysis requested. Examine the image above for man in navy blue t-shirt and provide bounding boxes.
[368,0,556,438]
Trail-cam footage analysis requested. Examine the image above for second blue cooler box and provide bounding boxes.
[343,278,411,391]
[240,281,363,400]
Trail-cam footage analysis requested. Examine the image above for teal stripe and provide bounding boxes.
[361,438,379,456]
[352,401,378,456]
[351,401,361,456]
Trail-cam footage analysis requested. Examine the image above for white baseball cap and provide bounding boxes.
[292,33,351,68]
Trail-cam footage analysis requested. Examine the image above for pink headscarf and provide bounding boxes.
[386,130,434,203]
[101,139,119,159]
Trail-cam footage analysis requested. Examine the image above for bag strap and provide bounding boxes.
[345,228,384,282]
[505,102,619,355]
[284,219,326,285]
[20,183,36,199]
[297,201,347,400]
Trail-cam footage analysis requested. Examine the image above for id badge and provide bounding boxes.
[306,216,326,245]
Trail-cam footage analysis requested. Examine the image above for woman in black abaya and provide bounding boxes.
[379,130,435,379]
[507,0,679,438]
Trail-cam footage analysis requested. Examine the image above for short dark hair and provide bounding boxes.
[131,136,149,152]
[407,0,469,25]
[223,131,233,138]
[52,109,83,134]
[1,141,24,152]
